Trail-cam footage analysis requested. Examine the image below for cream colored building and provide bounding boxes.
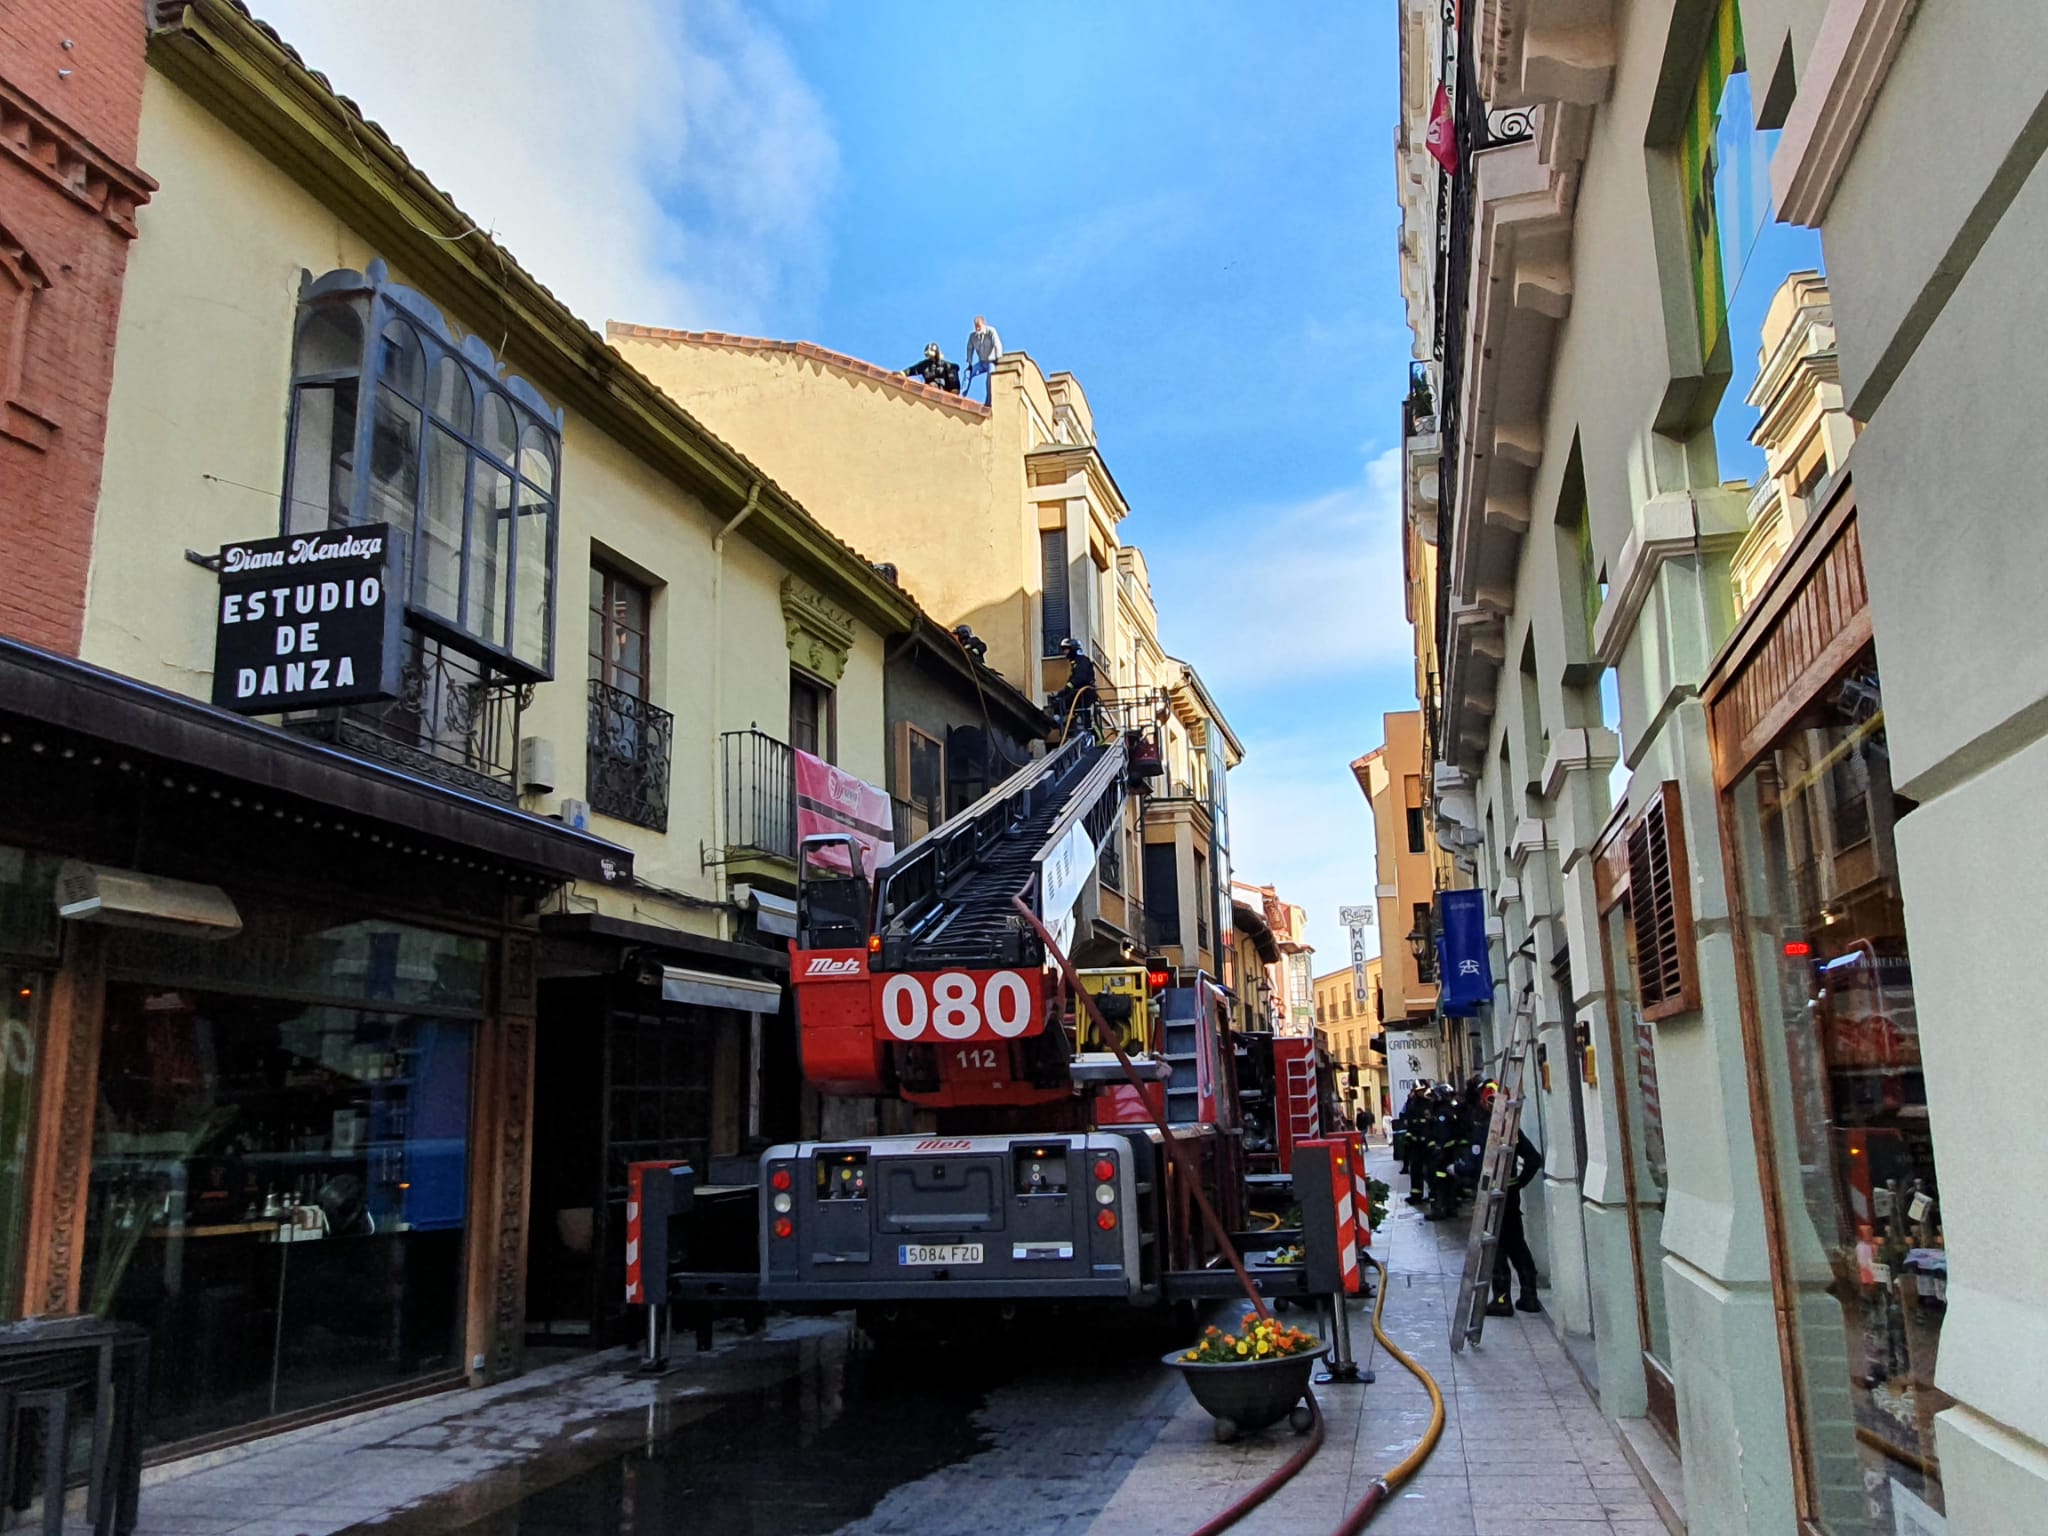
[608,326,1124,711]
[1313,961,1385,1121]
[1391,0,2043,1528]
[20,0,926,1423]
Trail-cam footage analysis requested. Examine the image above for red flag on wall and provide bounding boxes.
[1426,83,1459,174]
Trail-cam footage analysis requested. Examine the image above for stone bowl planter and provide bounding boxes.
[1162,1342,1325,1443]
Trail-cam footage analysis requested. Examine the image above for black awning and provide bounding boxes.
[0,636,631,886]
[1232,900,1282,965]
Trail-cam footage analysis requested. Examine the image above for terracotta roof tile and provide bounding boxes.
[606,323,991,418]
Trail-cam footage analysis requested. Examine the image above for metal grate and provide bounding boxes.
[1626,782,1699,1020]
[586,679,673,832]
[284,634,527,803]
[722,728,795,861]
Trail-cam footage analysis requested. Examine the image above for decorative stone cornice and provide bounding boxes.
[0,81,156,237]
[782,578,856,685]
[1590,488,1751,666]
[1771,0,1921,228]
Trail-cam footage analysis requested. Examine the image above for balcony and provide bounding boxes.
[721,728,795,868]
[284,636,526,804]
[586,679,674,832]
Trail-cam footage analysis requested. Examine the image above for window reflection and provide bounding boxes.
[1733,653,1946,1531]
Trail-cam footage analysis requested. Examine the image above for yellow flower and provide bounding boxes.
[1236,1342,1248,1356]
[1257,1341,1270,1356]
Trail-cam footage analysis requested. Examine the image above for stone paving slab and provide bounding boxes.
[1078,1148,1675,1536]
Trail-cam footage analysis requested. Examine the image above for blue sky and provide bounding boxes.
[260,0,1416,964]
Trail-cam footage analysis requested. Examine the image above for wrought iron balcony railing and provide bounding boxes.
[722,728,796,862]
[587,679,674,832]
[284,633,527,803]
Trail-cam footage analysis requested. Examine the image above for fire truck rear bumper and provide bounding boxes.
[760,1275,1143,1304]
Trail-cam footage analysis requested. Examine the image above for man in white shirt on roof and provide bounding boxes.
[962,315,1002,403]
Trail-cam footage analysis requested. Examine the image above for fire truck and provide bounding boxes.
[754,725,1291,1320]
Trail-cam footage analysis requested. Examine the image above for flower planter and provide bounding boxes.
[1162,1342,1325,1443]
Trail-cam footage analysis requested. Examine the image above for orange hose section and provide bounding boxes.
[1011,895,1325,1536]
[1326,1253,1447,1535]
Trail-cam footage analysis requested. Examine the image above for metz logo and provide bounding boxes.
[803,957,863,978]
[914,1138,973,1152]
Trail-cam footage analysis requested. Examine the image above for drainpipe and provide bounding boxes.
[709,483,762,937]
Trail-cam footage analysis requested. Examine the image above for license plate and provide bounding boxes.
[898,1243,983,1266]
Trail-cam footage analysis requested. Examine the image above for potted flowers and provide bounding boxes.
[1162,1312,1325,1442]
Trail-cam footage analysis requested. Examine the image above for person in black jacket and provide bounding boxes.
[1487,1130,1544,1316]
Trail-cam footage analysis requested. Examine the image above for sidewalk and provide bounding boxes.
[127,1316,848,1536]
[1082,1149,1674,1536]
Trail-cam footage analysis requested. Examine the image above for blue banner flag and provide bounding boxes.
[1436,889,1493,1016]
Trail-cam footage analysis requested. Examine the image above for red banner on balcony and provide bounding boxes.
[1426,83,1459,174]
[794,749,895,879]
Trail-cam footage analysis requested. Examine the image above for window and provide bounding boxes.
[1406,805,1427,855]
[1040,527,1070,654]
[1097,824,1123,892]
[897,724,945,843]
[589,565,650,697]
[1194,852,1210,951]
[586,563,671,831]
[1142,842,1180,948]
[283,262,560,680]
[791,671,833,761]
[1728,654,1944,1531]
[1414,901,1437,984]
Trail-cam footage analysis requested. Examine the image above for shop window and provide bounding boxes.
[1627,783,1701,1020]
[0,967,42,1319]
[85,984,476,1445]
[1729,653,1946,1531]
[283,262,560,681]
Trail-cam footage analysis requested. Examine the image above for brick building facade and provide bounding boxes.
[0,0,153,653]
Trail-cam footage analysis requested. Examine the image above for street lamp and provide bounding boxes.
[1407,909,1437,983]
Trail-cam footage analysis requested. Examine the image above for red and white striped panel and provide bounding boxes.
[1349,1130,1373,1252]
[1332,1144,1360,1295]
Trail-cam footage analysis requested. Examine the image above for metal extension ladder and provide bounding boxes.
[1450,992,1538,1351]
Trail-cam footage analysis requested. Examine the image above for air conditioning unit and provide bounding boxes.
[518,736,557,796]
[55,861,242,939]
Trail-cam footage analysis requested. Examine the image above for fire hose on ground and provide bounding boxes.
[1012,893,1448,1536]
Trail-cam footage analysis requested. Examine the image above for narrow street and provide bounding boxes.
[131,1147,1669,1536]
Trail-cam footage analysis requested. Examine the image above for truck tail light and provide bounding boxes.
[770,1167,793,1192]
[1096,1209,1117,1231]
[773,1216,794,1240]
[1093,1158,1115,1183]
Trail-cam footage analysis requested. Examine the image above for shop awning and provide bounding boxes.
[1232,900,1282,965]
[732,883,798,940]
[0,636,633,886]
[659,966,784,1012]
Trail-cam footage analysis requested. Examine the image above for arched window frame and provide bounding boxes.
[282,259,561,681]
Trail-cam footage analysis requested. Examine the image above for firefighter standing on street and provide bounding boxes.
[1487,1127,1545,1315]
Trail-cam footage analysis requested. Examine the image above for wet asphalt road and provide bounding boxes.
[352,1316,1187,1536]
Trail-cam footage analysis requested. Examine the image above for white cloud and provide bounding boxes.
[1227,729,1383,972]
[1146,447,1409,694]
[251,0,837,333]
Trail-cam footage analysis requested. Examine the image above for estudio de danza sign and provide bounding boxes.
[211,526,402,713]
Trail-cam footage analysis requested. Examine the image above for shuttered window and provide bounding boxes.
[1040,528,1069,655]
[1627,782,1700,1020]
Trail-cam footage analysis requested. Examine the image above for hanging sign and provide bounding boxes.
[1437,888,1493,1016]
[211,525,402,712]
[1339,903,1375,1004]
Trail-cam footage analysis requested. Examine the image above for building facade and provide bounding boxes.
[0,0,957,1449]
[1394,0,2041,1530]
[1312,962,1385,1124]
